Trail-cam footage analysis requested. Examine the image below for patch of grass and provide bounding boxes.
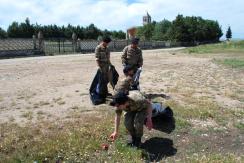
[70,106,80,110]
[39,101,50,106]
[33,103,39,108]
[53,97,66,105]
[11,101,17,107]
[57,101,66,105]
[184,41,244,54]
[175,117,191,131]
[53,97,62,103]
[213,58,244,68]
[21,111,33,120]
[166,98,218,121]
[234,121,244,133]
[37,111,45,115]
[0,111,145,162]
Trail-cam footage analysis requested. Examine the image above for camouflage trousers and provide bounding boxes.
[99,63,113,92]
[99,64,109,83]
[124,110,147,137]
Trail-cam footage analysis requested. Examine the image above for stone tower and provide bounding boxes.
[143,12,151,25]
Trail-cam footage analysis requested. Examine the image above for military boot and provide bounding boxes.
[132,137,142,148]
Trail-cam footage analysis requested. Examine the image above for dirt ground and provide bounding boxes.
[0,48,243,124]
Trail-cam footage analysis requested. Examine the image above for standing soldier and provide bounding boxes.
[95,36,112,96]
[121,38,143,90]
[110,91,153,148]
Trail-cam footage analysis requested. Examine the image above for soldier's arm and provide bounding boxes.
[110,110,122,141]
[107,48,111,65]
[138,49,143,67]
[95,47,101,66]
[121,46,128,65]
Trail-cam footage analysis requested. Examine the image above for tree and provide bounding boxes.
[0,27,7,38]
[169,14,190,42]
[226,26,232,41]
[169,14,223,42]
[136,23,155,40]
[7,18,35,38]
[152,19,172,41]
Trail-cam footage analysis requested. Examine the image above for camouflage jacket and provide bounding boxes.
[114,76,133,95]
[116,90,149,114]
[95,44,110,64]
[121,45,143,67]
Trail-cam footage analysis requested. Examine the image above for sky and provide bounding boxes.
[0,0,243,39]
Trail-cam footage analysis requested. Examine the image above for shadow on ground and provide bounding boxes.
[144,93,171,100]
[141,137,177,162]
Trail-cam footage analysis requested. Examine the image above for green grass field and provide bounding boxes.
[184,41,244,54]
[213,58,244,68]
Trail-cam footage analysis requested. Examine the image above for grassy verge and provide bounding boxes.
[213,58,244,68]
[184,41,244,54]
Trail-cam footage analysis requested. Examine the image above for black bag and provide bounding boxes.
[89,70,106,105]
[89,65,119,105]
[109,65,119,89]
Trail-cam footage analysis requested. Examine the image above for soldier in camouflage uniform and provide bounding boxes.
[95,36,112,96]
[113,65,135,96]
[121,38,143,90]
[110,91,153,147]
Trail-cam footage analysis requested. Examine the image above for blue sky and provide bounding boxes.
[0,0,243,39]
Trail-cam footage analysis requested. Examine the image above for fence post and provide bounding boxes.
[72,32,77,53]
[38,31,44,54]
[32,35,36,50]
[58,38,61,54]
[63,39,65,53]
[77,38,81,52]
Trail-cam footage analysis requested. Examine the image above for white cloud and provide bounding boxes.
[0,0,243,38]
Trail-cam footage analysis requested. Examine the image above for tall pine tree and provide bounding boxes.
[226,26,232,41]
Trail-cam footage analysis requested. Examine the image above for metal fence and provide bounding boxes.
[43,39,184,55]
[0,38,34,50]
[0,38,43,58]
[1,36,215,58]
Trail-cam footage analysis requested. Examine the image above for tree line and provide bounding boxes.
[137,14,225,42]
[0,18,126,40]
[1,15,231,42]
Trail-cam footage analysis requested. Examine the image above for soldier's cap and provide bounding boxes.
[110,92,129,106]
[102,36,112,43]
[123,65,134,74]
[131,37,140,45]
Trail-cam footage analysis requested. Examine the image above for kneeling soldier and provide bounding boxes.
[113,65,135,96]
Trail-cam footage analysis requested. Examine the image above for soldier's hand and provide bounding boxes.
[110,132,118,141]
[146,118,153,130]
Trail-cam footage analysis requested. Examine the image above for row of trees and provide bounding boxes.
[137,14,227,42]
[1,15,232,42]
[0,18,126,39]
[0,27,7,38]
